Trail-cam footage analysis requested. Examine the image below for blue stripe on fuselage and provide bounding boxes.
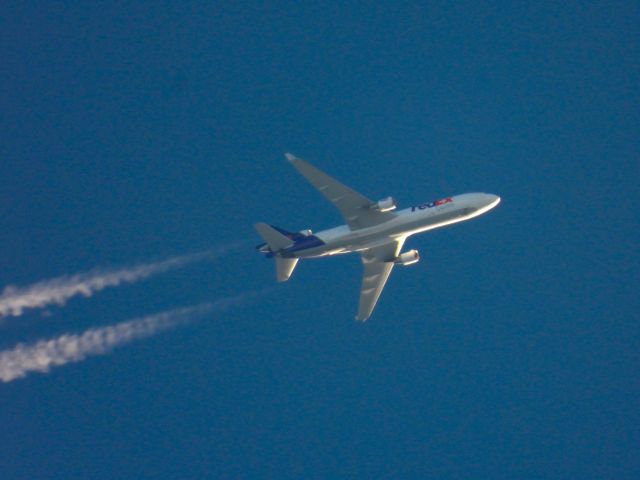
[256,235,325,257]
[282,235,325,255]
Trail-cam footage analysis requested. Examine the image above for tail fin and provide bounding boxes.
[254,223,300,282]
[275,257,299,282]
[254,223,294,252]
[270,225,298,238]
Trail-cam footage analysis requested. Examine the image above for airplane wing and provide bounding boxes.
[286,153,396,230]
[356,238,405,321]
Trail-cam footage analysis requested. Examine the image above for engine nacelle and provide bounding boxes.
[298,229,312,236]
[394,249,420,266]
[370,196,397,212]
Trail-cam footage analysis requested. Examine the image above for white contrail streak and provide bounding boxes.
[0,247,237,318]
[0,291,262,383]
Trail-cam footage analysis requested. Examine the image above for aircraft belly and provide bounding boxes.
[293,243,349,258]
[299,207,472,258]
[397,208,472,235]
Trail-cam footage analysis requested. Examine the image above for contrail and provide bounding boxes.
[0,290,263,383]
[0,246,238,319]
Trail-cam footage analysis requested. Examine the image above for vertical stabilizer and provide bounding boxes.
[254,223,294,251]
[276,256,299,282]
[254,223,300,281]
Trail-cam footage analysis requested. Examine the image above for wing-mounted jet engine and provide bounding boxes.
[369,196,397,212]
[394,249,420,266]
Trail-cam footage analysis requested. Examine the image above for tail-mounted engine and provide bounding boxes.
[370,196,397,212]
[394,249,420,266]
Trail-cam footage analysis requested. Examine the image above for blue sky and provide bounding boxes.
[1,2,638,478]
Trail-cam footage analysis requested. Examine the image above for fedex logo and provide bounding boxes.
[411,197,453,212]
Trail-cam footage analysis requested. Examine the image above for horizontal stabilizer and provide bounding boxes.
[254,223,293,252]
[276,256,299,282]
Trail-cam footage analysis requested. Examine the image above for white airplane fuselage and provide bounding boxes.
[255,153,502,321]
[284,192,501,259]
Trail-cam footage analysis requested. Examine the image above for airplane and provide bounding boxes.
[255,153,501,321]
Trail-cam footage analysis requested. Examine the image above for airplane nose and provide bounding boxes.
[487,194,501,207]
